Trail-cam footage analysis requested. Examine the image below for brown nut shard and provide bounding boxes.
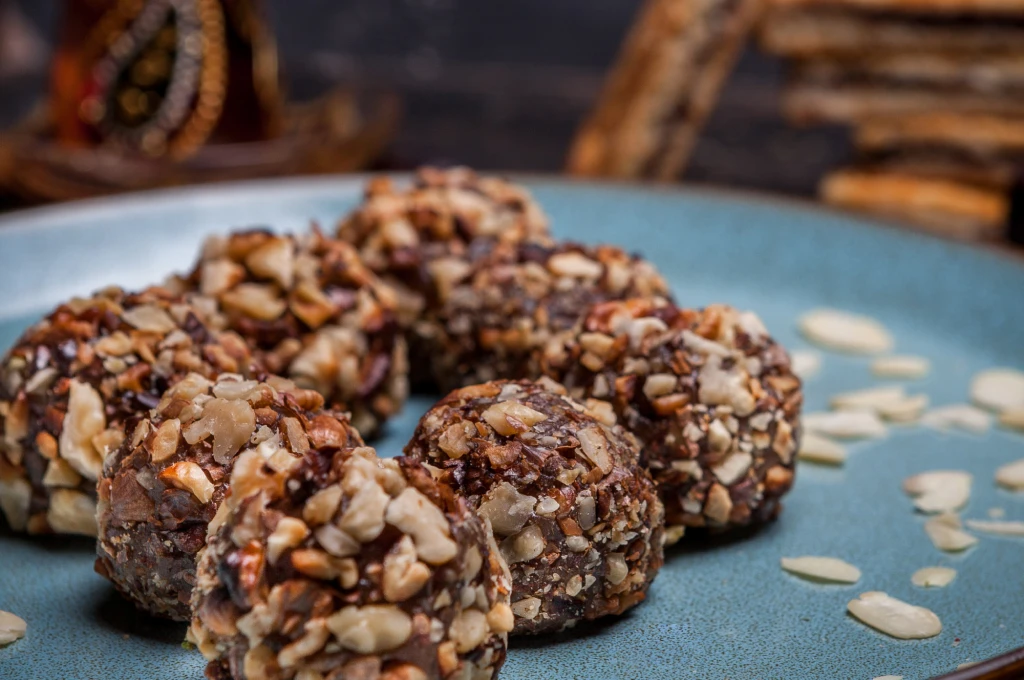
[403,378,664,635]
[189,444,510,680]
[96,372,355,621]
[0,286,256,536]
[175,228,408,436]
[421,241,671,393]
[542,299,803,536]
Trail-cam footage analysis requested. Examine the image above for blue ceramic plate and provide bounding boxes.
[1,178,1022,680]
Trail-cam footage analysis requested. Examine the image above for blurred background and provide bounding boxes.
[0,0,1018,245]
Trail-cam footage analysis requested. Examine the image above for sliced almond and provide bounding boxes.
[903,471,971,514]
[911,566,956,588]
[872,355,930,380]
[1000,407,1024,432]
[964,519,1024,537]
[989,507,1006,519]
[830,385,906,411]
[847,591,942,640]
[0,610,27,646]
[873,676,903,680]
[970,368,1024,412]
[921,404,991,434]
[797,433,847,466]
[878,394,930,423]
[780,556,861,584]
[798,308,893,355]
[996,458,1024,491]
[803,410,887,439]
[791,350,822,379]
[925,513,977,552]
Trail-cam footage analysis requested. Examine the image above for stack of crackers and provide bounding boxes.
[761,0,1024,240]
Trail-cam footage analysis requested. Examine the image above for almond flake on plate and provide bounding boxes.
[964,519,1024,537]
[873,677,903,680]
[780,556,861,583]
[995,458,1024,491]
[1000,407,1024,432]
[920,404,991,434]
[871,355,930,379]
[847,591,942,640]
[830,385,906,411]
[970,368,1024,412]
[0,610,26,646]
[877,394,929,423]
[903,471,972,513]
[911,566,956,588]
[791,350,822,379]
[924,513,977,552]
[989,507,1006,519]
[797,433,847,466]
[804,410,888,439]
[798,308,894,355]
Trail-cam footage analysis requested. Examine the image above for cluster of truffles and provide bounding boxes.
[0,167,802,679]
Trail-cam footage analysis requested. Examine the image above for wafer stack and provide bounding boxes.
[759,0,1024,240]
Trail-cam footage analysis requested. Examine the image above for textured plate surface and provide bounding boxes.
[1,177,1022,680]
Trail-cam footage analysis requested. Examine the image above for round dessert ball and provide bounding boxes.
[541,299,803,541]
[336,166,551,326]
[403,378,664,635]
[190,443,512,680]
[176,228,408,437]
[423,242,671,393]
[0,286,255,536]
[96,372,352,621]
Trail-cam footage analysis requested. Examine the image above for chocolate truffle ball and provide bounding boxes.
[0,286,255,536]
[176,228,407,436]
[336,167,551,326]
[189,445,511,680]
[422,242,671,393]
[403,379,664,635]
[96,372,352,620]
[541,299,803,541]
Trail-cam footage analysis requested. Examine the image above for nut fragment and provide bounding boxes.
[780,556,861,584]
[803,410,887,439]
[0,610,27,646]
[0,478,31,531]
[327,605,413,654]
[963,519,1024,537]
[911,567,956,588]
[159,461,216,504]
[1000,407,1024,432]
[477,483,536,536]
[59,380,107,480]
[847,592,942,639]
[790,350,821,379]
[921,404,991,434]
[267,517,311,563]
[995,458,1024,491]
[798,308,893,355]
[337,480,390,543]
[970,368,1024,412]
[385,487,458,565]
[871,355,930,379]
[797,433,847,466]
[924,513,978,552]
[46,488,98,536]
[903,471,971,514]
[481,400,548,436]
[382,535,432,602]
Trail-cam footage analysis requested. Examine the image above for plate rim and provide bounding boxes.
[0,174,1020,680]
